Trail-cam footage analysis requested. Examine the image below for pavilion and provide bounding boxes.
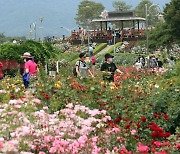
[69,10,146,44]
[92,10,146,32]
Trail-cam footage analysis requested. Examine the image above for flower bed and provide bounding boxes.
[0,63,179,153]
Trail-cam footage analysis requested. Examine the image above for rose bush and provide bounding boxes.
[0,62,179,153]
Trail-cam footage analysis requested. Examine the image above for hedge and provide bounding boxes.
[71,43,108,64]
[106,42,122,54]
[93,43,107,55]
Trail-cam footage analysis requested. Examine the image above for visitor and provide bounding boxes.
[22,52,38,88]
[167,56,175,69]
[90,54,96,75]
[106,34,113,45]
[100,53,123,82]
[88,45,94,57]
[75,52,94,80]
[149,55,158,68]
[134,59,142,71]
[139,56,145,67]
[156,58,163,68]
[0,61,4,80]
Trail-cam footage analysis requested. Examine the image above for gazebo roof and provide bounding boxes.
[92,10,146,22]
[92,17,146,22]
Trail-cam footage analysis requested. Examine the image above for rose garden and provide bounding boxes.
[0,0,180,153]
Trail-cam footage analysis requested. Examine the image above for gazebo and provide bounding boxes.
[91,10,146,42]
[69,10,146,44]
[92,10,145,31]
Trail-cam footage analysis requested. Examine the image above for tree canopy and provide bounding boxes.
[112,1,132,11]
[149,23,173,49]
[164,0,180,41]
[135,0,160,27]
[75,0,105,28]
[148,0,180,49]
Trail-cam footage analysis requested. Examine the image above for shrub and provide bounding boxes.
[106,42,122,53]
[0,40,56,64]
[93,43,107,55]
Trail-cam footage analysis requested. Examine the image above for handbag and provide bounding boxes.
[22,72,30,82]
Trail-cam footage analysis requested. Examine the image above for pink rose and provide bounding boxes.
[49,147,57,153]
[153,141,162,148]
[137,143,149,153]
[131,129,136,135]
[0,141,3,148]
[155,152,167,154]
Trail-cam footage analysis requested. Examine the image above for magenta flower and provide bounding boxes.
[137,143,149,153]
[131,129,137,135]
[0,141,3,148]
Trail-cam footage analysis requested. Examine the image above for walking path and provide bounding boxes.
[97,45,113,56]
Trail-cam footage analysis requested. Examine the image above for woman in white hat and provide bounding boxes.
[22,52,37,88]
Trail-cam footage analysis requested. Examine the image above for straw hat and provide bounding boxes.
[22,52,32,59]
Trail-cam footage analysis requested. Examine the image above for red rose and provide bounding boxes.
[136,122,141,129]
[114,116,121,123]
[44,93,50,99]
[163,114,169,121]
[141,116,147,122]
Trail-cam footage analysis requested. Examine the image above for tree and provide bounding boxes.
[135,0,160,27]
[75,0,105,28]
[164,0,180,41]
[148,23,173,50]
[148,0,180,50]
[112,1,132,11]
[0,33,7,45]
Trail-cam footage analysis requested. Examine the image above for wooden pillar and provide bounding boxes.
[121,21,124,29]
[133,20,135,29]
[137,20,140,31]
[105,21,107,30]
[100,21,102,31]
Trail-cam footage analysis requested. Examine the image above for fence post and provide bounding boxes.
[56,61,59,73]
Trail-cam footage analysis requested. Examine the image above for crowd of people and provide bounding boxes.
[134,55,175,71]
[73,50,177,83]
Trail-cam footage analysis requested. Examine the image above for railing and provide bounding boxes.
[69,29,146,44]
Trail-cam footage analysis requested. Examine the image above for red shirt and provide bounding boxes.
[0,62,3,78]
[25,60,37,75]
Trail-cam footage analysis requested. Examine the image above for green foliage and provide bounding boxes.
[164,0,180,41]
[0,33,7,45]
[96,52,138,67]
[71,43,108,64]
[75,0,105,28]
[0,40,56,64]
[58,52,79,65]
[107,42,122,53]
[112,0,132,11]
[148,0,180,48]
[135,0,159,27]
[93,43,107,55]
[149,23,173,49]
[114,53,139,66]
[0,33,26,45]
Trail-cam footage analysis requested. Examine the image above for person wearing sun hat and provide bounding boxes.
[22,52,38,88]
[100,53,123,82]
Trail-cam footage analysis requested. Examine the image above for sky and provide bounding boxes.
[0,0,171,37]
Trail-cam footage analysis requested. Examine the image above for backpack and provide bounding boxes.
[73,61,80,77]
